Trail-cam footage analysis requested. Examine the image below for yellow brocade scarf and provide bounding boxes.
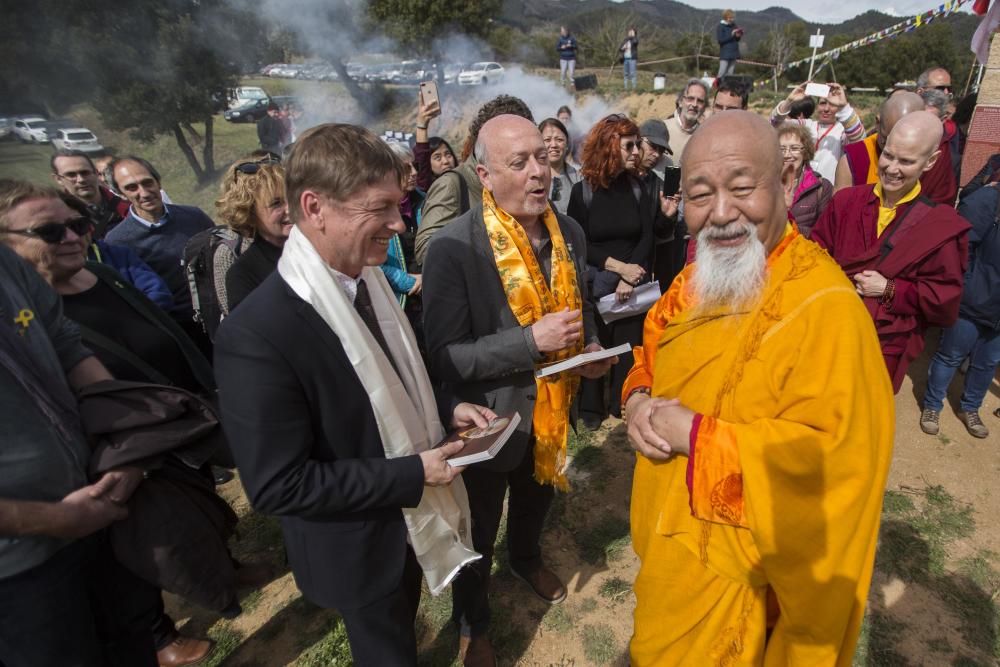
[481,190,583,490]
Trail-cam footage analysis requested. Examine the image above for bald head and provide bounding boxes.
[879,110,942,202]
[879,91,925,135]
[475,114,540,167]
[680,111,789,257]
[888,110,943,155]
[682,111,781,177]
[474,114,551,225]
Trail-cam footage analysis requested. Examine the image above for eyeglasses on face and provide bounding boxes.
[779,145,804,154]
[932,85,953,92]
[4,216,93,244]
[57,169,95,181]
[621,141,640,153]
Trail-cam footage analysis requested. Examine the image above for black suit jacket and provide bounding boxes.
[422,207,597,472]
[213,272,427,611]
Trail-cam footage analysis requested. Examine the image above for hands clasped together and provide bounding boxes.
[625,393,696,462]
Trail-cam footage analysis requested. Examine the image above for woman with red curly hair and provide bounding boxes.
[567,113,672,429]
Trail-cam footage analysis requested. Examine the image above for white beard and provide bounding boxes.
[692,221,768,311]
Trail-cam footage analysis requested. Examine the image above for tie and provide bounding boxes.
[353,279,400,378]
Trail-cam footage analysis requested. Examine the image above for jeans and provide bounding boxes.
[560,58,575,83]
[923,317,1000,412]
[623,58,637,89]
[717,59,736,79]
[0,535,158,667]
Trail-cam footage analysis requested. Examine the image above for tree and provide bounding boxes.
[367,0,501,56]
[0,0,265,183]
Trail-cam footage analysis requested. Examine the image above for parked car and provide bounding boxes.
[224,98,270,123]
[13,116,49,143]
[458,62,504,86]
[0,118,13,140]
[50,128,104,153]
[228,86,269,110]
[443,64,466,85]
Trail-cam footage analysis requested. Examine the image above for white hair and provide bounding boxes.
[691,221,768,311]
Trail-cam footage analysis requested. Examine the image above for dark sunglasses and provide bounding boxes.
[621,141,640,152]
[235,157,281,175]
[932,85,953,92]
[6,217,93,244]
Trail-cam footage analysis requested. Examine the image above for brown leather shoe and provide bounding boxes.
[234,560,275,588]
[157,636,214,667]
[510,564,567,604]
[459,634,497,667]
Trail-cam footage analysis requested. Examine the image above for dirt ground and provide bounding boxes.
[164,336,999,666]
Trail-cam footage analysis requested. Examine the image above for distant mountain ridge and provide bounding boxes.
[499,0,979,52]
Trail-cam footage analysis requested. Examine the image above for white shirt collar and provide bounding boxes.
[329,266,360,303]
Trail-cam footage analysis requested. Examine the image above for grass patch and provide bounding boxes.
[580,623,618,665]
[240,588,263,614]
[295,616,353,666]
[543,605,573,634]
[926,637,953,653]
[202,623,244,667]
[568,420,595,456]
[598,577,631,603]
[578,597,598,615]
[235,511,285,557]
[576,516,631,565]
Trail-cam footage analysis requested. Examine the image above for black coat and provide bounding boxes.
[213,272,432,611]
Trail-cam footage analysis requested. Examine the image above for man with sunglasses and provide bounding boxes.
[104,157,214,326]
[915,66,953,100]
[51,150,130,238]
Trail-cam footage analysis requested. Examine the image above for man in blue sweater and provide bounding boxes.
[104,157,214,323]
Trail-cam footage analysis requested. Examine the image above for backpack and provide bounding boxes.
[182,227,248,341]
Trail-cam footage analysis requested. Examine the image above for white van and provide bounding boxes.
[228,87,269,110]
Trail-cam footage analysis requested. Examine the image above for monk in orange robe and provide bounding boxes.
[813,111,970,393]
[834,91,957,206]
[623,112,895,666]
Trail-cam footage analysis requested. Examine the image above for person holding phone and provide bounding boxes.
[770,81,865,183]
[413,88,457,191]
[716,10,742,79]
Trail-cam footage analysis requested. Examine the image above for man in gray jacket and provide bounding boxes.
[422,115,615,666]
[414,96,534,266]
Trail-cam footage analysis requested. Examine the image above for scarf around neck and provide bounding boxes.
[277,226,479,594]
[481,190,583,490]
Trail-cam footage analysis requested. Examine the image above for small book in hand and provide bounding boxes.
[439,413,522,467]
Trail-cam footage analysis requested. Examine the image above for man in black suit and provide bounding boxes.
[422,115,615,666]
[214,124,493,666]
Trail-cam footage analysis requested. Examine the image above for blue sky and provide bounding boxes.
[657,1,974,24]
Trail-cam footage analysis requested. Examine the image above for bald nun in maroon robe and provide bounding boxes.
[813,111,970,393]
[836,91,958,206]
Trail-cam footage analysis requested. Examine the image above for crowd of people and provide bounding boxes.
[1,54,998,667]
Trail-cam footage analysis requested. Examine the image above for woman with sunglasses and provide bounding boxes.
[777,122,833,238]
[567,114,672,430]
[539,117,581,215]
[216,156,289,311]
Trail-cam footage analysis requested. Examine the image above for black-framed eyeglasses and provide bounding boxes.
[932,85,953,92]
[4,216,93,244]
[621,141,640,153]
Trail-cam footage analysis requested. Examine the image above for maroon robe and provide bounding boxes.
[843,133,958,206]
[811,184,970,392]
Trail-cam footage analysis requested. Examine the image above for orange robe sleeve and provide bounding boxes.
[621,266,695,409]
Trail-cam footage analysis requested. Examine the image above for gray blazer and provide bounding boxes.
[422,206,598,472]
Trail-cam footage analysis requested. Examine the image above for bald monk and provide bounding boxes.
[813,111,970,393]
[834,91,957,205]
[623,111,895,665]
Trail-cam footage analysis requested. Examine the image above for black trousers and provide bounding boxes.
[580,313,644,418]
[0,535,158,667]
[338,546,423,666]
[451,443,554,636]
